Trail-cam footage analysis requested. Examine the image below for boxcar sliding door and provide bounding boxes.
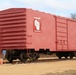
[55,17,68,51]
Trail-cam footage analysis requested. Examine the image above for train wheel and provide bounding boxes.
[5,56,13,63]
[65,56,68,59]
[5,51,13,63]
[64,56,68,59]
[56,53,62,59]
[19,53,28,63]
[58,56,62,59]
[8,59,13,63]
[74,52,76,57]
[70,56,73,59]
[69,53,74,59]
[5,55,13,63]
[28,53,39,61]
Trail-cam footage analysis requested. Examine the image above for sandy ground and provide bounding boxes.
[0,57,76,75]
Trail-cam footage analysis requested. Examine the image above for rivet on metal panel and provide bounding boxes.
[27,43,29,44]
[26,42,28,44]
[30,42,32,44]
[27,35,30,37]
[27,35,32,37]
[26,42,32,44]
[30,35,32,37]
[28,35,30,37]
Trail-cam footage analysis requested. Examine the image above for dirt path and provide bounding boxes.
[0,58,76,75]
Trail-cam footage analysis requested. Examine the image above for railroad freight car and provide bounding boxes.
[0,8,76,63]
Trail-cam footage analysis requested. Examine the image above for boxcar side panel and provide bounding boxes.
[68,20,76,51]
[26,9,56,51]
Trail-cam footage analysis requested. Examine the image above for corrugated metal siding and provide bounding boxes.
[0,8,26,50]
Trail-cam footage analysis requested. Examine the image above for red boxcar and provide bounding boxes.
[0,8,76,63]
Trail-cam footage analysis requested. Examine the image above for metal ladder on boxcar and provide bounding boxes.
[55,17,68,50]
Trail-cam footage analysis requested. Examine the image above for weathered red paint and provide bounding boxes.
[0,8,76,52]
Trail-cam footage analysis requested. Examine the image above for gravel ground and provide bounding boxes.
[42,70,76,75]
[0,57,76,75]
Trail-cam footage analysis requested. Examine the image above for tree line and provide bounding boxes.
[71,13,76,20]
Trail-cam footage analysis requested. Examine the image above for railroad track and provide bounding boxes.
[3,57,76,64]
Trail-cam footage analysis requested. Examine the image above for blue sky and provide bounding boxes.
[0,0,76,17]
